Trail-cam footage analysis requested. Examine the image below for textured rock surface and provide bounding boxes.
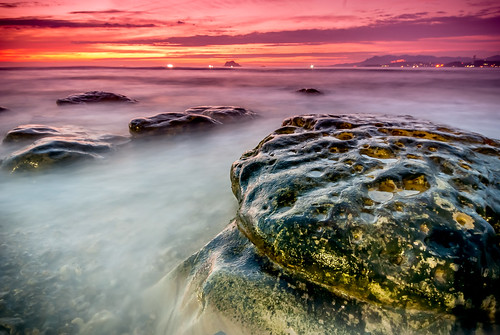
[154,222,458,335]
[185,106,256,123]
[129,106,255,137]
[129,112,221,137]
[56,91,137,105]
[230,114,500,318]
[3,124,86,143]
[1,124,128,172]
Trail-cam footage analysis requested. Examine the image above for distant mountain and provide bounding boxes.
[486,55,500,61]
[334,54,474,67]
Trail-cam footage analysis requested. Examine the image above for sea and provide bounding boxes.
[0,66,499,334]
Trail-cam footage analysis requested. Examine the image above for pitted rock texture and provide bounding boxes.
[230,114,500,317]
[1,124,128,172]
[129,106,255,137]
[56,91,137,105]
[158,222,458,335]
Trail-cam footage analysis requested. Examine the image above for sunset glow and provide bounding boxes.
[1,0,499,67]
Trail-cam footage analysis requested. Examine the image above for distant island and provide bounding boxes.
[224,61,241,67]
[334,54,500,68]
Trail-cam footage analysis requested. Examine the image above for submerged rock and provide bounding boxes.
[129,106,255,137]
[56,91,137,105]
[3,124,86,143]
[1,124,128,172]
[156,113,500,334]
[0,106,9,112]
[129,112,221,137]
[296,88,323,95]
[185,106,256,123]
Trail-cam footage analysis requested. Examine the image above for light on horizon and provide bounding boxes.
[208,65,214,68]
[166,64,174,68]
[310,64,314,69]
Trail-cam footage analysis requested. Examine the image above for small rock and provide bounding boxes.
[1,124,129,172]
[296,88,323,95]
[224,61,241,67]
[3,125,84,143]
[129,112,221,137]
[0,106,9,112]
[56,91,137,105]
[185,106,256,123]
[129,106,255,137]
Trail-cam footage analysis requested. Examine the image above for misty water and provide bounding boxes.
[0,67,499,334]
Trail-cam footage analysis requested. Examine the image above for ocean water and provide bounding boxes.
[0,66,499,334]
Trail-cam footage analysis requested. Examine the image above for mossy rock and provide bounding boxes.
[230,114,500,318]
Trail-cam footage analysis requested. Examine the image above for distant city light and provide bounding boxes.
[310,64,314,69]
[208,65,214,68]
[166,64,174,68]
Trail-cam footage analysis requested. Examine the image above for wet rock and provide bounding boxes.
[1,125,128,172]
[184,106,256,123]
[0,317,24,335]
[296,88,323,95]
[153,113,500,334]
[230,113,500,317]
[129,112,221,137]
[152,222,458,334]
[3,124,86,143]
[129,106,255,137]
[56,91,137,105]
[0,106,9,112]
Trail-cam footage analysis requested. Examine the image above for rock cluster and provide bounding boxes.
[158,113,500,334]
[1,124,128,173]
[56,91,137,105]
[129,106,256,137]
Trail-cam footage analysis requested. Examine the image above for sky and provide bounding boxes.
[0,0,499,67]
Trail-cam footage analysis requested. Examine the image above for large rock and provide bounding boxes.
[150,222,458,335]
[56,91,137,105]
[231,113,500,315]
[1,124,128,172]
[129,106,255,137]
[153,114,500,334]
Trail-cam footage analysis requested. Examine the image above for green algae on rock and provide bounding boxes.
[1,124,129,172]
[149,222,457,335]
[230,114,500,318]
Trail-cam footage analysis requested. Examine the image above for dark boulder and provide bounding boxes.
[3,124,85,143]
[1,124,129,172]
[129,106,255,137]
[184,106,256,123]
[0,106,9,112]
[154,113,500,334]
[230,113,500,315]
[56,91,137,105]
[129,112,221,137]
[296,88,323,95]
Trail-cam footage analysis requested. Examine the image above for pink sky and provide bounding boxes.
[0,0,499,66]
